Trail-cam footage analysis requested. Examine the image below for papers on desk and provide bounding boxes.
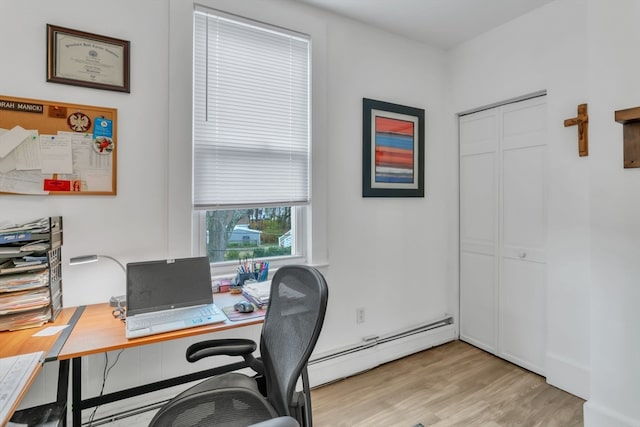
[0,351,44,426]
[0,306,50,331]
[33,324,68,337]
[0,258,48,274]
[0,270,49,292]
[0,218,52,247]
[0,270,49,296]
[241,280,271,308]
[0,288,50,315]
[0,217,51,235]
[0,275,51,329]
[0,218,53,331]
[0,219,52,278]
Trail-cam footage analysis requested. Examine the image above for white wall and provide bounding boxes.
[0,0,182,418]
[307,7,453,353]
[0,0,171,307]
[584,1,640,425]
[2,0,457,422]
[450,0,640,425]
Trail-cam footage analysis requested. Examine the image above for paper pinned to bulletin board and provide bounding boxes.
[0,94,117,195]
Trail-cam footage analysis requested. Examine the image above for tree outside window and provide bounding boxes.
[206,207,292,263]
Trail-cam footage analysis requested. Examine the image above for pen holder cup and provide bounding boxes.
[236,272,258,286]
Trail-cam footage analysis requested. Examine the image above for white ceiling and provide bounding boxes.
[291,0,554,49]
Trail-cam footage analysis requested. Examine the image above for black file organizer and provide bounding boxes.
[4,217,70,427]
[0,216,63,330]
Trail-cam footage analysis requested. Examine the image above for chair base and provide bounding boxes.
[10,402,66,427]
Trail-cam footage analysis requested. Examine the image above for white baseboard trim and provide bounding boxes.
[376,325,456,365]
[308,322,456,388]
[584,400,640,427]
[545,352,590,400]
[307,343,380,387]
[458,334,496,355]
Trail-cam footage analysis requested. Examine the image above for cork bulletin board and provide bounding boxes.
[0,95,117,195]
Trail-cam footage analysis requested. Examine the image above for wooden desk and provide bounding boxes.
[0,307,79,360]
[58,293,265,426]
[0,306,81,426]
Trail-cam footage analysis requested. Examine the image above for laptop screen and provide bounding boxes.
[126,256,213,317]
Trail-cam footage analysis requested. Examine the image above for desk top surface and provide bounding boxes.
[58,293,265,359]
[0,307,78,359]
[0,307,78,425]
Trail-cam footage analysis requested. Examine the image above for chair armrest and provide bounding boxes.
[249,417,300,427]
[186,338,257,362]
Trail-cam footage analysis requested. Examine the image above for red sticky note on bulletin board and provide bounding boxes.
[44,179,71,192]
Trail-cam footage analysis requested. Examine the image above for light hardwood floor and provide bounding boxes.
[310,340,584,427]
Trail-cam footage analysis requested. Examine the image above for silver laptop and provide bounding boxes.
[125,256,227,339]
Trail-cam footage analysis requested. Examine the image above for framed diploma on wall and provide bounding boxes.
[47,24,130,93]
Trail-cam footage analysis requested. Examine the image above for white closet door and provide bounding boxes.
[459,96,547,375]
[459,108,499,354]
[499,98,547,375]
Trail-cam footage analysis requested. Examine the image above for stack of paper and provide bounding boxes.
[0,218,51,247]
[0,257,48,274]
[0,306,50,331]
[0,217,50,234]
[0,288,50,315]
[0,269,49,292]
[0,351,45,423]
[242,280,271,308]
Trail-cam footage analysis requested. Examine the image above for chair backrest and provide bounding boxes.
[259,265,328,416]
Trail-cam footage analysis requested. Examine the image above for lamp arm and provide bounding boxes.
[97,255,126,273]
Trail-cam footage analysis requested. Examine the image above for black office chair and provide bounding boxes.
[148,265,329,427]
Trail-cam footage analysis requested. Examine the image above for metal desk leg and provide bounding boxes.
[58,359,70,427]
[72,357,82,427]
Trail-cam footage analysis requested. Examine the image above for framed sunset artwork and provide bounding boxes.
[362,98,425,197]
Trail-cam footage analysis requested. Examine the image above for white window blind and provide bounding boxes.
[193,7,311,210]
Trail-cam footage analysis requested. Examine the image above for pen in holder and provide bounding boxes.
[236,272,258,285]
[236,259,269,285]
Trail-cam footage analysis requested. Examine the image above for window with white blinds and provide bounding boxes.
[193,7,311,210]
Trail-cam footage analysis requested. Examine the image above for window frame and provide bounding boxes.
[193,206,307,278]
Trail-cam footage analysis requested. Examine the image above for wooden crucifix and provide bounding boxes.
[564,104,589,157]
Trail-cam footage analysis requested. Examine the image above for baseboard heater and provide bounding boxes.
[307,315,455,387]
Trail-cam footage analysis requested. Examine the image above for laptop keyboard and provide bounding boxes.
[126,304,226,338]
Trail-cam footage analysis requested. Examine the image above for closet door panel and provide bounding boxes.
[499,97,547,374]
[460,251,496,352]
[459,152,497,352]
[460,153,495,245]
[500,257,546,375]
[502,145,546,261]
[459,110,499,353]
[459,96,547,375]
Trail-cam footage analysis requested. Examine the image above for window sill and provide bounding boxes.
[210,254,307,281]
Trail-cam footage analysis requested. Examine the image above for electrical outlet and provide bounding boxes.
[356,307,365,324]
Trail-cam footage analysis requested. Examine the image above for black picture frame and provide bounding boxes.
[47,24,130,93]
[362,98,425,197]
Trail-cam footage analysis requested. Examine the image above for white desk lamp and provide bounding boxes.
[69,254,127,308]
